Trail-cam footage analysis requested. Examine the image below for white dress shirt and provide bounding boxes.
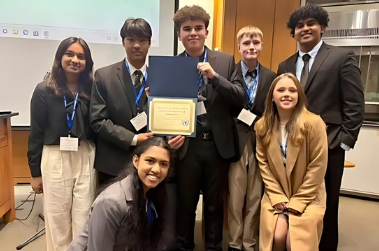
[295,40,323,81]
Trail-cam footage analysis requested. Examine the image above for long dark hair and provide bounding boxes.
[47,37,94,99]
[99,137,173,250]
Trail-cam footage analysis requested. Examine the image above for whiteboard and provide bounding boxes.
[0,0,175,126]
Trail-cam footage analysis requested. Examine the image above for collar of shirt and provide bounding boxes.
[241,60,260,78]
[298,39,323,60]
[296,40,323,80]
[125,57,147,85]
[185,46,207,62]
[120,175,158,218]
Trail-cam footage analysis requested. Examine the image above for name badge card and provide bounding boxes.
[196,101,207,116]
[130,111,148,131]
[60,137,79,151]
[237,109,256,126]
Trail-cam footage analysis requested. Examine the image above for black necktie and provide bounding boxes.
[300,54,311,86]
[246,69,257,79]
[245,69,257,103]
[133,70,143,93]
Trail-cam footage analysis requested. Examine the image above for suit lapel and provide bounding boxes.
[236,61,249,108]
[304,43,331,92]
[139,67,148,112]
[236,61,245,84]
[178,51,186,57]
[252,64,266,111]
[285,139,301,177]
[286,53,298,75]
[206,48,217,101]
[267,137,290,197]
[206,48,219,71]
[117,60,137,116]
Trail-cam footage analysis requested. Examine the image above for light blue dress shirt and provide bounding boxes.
[241,60,260,104]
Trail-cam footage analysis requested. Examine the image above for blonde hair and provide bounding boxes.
[237,26,263,44]
[255,73,310,147]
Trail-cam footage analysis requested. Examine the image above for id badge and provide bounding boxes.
[60,137,78,151]
[237,108,256,126]
[130,112,147,131]
[196,101,207,116]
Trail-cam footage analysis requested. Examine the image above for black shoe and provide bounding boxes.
[228,248,243,251]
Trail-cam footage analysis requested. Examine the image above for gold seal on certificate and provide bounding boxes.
[149,98,196,135]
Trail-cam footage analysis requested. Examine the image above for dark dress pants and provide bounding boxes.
[97,170,116,186]
[176,137,229,251]
[319,146,345,251]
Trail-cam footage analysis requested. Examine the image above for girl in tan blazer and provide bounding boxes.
[255,73,328,251]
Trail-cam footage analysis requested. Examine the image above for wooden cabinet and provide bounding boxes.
[12,130,31,184]
[0,145,11,209]
[213,0,301,72]
[0,113,17,222]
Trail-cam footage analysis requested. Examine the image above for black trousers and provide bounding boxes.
[319,146,345,251]
[160,182,178,250]
[176,137,229,251]
[97,170,116,186]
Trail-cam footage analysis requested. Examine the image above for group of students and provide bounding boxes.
[27,4,364,251]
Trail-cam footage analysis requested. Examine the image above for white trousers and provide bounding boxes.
[41,140,96,251]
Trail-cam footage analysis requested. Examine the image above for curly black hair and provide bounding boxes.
[287,4,329,37]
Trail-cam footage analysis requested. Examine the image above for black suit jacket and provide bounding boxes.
[90,60,148,176]
[176,49,246,161]
[277,42,364,149]
[231,61,276,156]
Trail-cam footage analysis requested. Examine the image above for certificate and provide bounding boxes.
[148,98,196,136]
[148,56,199,137]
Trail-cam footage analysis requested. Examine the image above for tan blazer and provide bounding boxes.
[256,113,328,251]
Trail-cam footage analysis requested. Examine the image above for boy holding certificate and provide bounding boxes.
[171,5,245,251]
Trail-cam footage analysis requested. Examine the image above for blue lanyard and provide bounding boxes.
[280,138,288,159]
[146,199,154,227]
[244,67,260,107]
[185,49,208,91]
[63,93,79,136]
[125,60,148,113]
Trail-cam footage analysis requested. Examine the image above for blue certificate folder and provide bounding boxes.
[147,56,199,137]
[148,56,198,97]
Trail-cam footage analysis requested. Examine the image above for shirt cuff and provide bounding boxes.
[131,135,138,146]
[340,143,351,151]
